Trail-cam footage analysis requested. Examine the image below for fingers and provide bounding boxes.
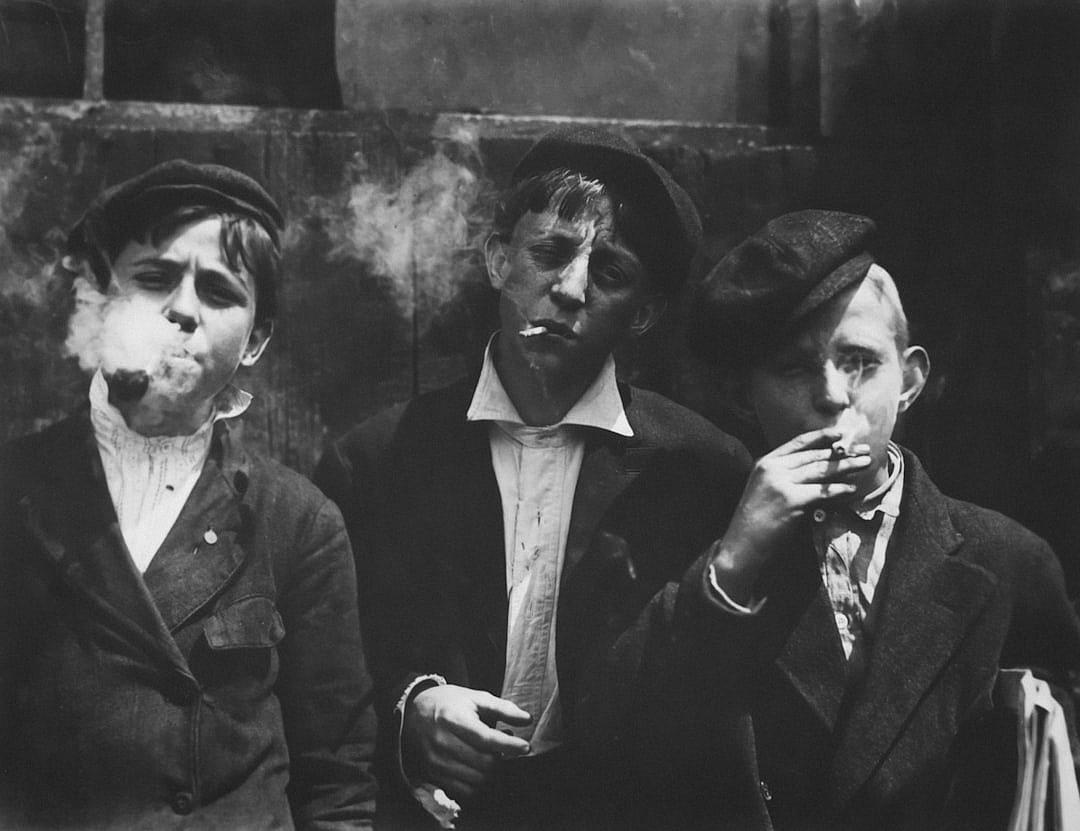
[791,454,873,483]
[444,716,531,757]
[474,691,532,726]
[770,427,844,457]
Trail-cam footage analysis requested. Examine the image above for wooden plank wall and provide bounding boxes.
[0,100,815,473]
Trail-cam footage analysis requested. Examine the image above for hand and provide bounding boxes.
[711,427,872,603]
[403,684,532,800]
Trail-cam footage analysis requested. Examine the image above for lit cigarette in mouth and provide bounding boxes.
[519,325,548,338]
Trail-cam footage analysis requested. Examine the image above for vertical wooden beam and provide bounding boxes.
[83,0,106,101]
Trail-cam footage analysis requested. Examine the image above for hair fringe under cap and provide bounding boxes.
[511,126,702,294]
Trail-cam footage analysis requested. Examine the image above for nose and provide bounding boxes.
[164,276,198,334]
[550,253,589,308]
[814,360,851,413]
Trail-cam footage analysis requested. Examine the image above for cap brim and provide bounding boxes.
[788,252,874,326]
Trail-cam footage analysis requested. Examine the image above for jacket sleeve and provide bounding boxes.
[275,497,378,830]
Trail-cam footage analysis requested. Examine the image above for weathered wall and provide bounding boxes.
[335,0,772,123]
[0,99,814,474]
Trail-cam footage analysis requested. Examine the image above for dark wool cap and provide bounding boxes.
[511,125,702,294]
[67,159,284,287]
[690,210,877,366]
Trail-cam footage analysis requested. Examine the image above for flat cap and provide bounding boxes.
[512,125,702,294]
[690,210,877,365]
[68,159,284,282]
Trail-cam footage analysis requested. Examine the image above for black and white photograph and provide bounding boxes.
[0,1,1079,829]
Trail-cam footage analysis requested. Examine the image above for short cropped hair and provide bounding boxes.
[862,264,910,353]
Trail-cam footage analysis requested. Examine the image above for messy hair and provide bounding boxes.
[87,202,280,326]
[491,167,671,295]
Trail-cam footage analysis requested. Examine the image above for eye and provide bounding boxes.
[838,350,882,378]
[131,270,174,290]
[528,240,575,269]
[198,275,248,308]
[590,263,630,287]
[768,355,815,378]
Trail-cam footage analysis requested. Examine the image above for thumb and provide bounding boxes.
[474,692,532,726]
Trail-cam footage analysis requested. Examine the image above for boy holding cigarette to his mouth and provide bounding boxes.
[0,161,376,828]
[315,127,751,829]
[583,210,1080,830]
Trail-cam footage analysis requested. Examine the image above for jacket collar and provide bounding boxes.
[17,411,255,679]
[762,448,993,808]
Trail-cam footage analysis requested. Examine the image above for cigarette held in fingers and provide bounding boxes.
[519,325,548,338]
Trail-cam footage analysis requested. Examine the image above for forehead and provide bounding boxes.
[510,195,618,243]
[787,279,900,353]
[115,216,244,274]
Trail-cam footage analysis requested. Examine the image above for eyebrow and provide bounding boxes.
[129,256,252,289]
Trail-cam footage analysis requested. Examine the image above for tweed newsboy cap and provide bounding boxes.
[689,210,877,365]
[512,126,702,294]
[68,159,284,287]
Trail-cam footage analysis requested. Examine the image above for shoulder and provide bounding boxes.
[227,437,345,536]
[902,449,1060,578]
[0,414,88,490]
[624,385,752,473]
[331,379,472,464]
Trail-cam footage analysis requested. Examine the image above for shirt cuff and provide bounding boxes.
[706,560,767,615]
[395,674,461,825]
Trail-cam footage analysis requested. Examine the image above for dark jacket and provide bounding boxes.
[583,447,1080,831]
[314,377,751,829]
[0,411,377,830]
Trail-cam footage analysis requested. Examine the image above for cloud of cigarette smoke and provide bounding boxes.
[64,274,199,398]
[327,139,488,330]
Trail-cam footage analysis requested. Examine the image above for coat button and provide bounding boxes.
[203,529,218,545]
[171,792,194,815]
[812,508,827,523]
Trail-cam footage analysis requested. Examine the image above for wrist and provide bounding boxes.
[708,541,761,605]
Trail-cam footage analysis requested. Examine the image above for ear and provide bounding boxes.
[628,294,666,338]
[240,321,273,367]
[484,232,510,291]
[898,345,930,413]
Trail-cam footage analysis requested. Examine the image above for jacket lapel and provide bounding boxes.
[560,433,648,587]
[831,450,998,807]
[17,413,192,679]
[141,423,251,633]
[768,532,850,733]
[451,416,509,666]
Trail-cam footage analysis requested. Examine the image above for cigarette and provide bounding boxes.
[519,325,548,338]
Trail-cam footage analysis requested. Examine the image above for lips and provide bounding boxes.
[528,319,575,338]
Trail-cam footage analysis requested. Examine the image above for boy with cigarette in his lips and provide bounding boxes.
[0,161,376,829]
[314,127,751,829]
[585,210,1080,830]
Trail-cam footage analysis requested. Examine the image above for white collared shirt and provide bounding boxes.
[465,338,632,754]
[89,370,251,573]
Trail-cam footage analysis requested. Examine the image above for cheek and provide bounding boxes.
[203,313,256,364]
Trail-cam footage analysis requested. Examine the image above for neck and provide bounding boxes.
[493,334,601,427]
[115,398,213,437]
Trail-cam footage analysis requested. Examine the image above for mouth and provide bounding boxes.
[523,319,575,339]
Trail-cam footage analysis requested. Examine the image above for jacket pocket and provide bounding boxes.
[203,595,285,650]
